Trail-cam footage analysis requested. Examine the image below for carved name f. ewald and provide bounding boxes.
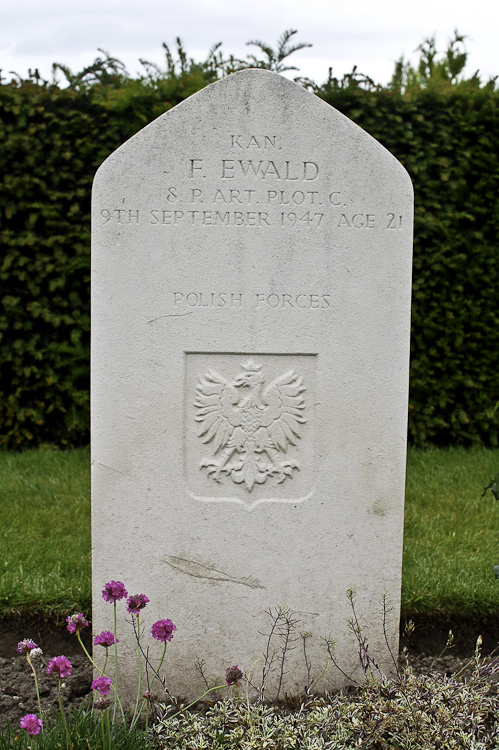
[195,360,306,492]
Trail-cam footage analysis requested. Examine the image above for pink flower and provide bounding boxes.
[94,630,118,647]
[102,580,128,603]
[151,619,176,643]
[225,665,244,686]
[91,676,112,696]
[17,639,38,655]
[46,655,72,679]
[126,593,149,614]
[20,713,43,736]
[66,613,89,634]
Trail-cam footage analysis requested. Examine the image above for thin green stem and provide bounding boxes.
[138,640,168,690]
[77,628,128,722]
[100,709,106,749]
[26,654,42,716]
[112,601,119,723]
[132,614,143,726]
[77,631,99,671]
[169,684,227,720]
[104,707,111,750]
[84,619,125,723]
[97,680,126,724]
[102,650,109,677]
[57,679,70,750]
[131,698,146,730]
[155,641,168,682]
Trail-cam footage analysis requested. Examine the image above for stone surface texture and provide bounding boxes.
[91,69,413,701]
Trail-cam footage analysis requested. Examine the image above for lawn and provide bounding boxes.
[0,448,90,617]
[0,446,498,618]
[403,446,499,615]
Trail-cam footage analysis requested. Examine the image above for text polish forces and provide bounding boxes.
[172,293,330,309]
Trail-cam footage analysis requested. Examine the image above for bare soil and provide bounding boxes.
[1,614,498,728]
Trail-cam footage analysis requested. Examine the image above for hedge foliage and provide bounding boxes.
[1,60,498,448]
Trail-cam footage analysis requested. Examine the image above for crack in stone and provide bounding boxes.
[147,312,194,323]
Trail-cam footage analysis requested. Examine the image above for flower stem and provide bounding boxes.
[169,685,227,720]
[57,679,70,750]
[102,650,109,677]
[131,614,143,726]
[77,628,126,722]
[112,601,119,723]
[77,632,99,671]
[155,641,168,681]
[100,709,106,749]
[105,707,111,750]
[26,654,42,716]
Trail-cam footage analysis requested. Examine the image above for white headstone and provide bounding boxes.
[92,69,413,700]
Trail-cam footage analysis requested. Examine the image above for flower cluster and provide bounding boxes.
[66,612,89,635]
[20,713,43,736]
[102,580,128,603]
[46,655,72,679]
[13,575,250,745]
[151,619,176,642]
[225,665,244,686]
[126,593,149,614]
[94,630,118,647]
[91,675,112,696]
[17,638,38,655]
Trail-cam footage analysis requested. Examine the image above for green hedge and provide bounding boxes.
[1,77,498,448]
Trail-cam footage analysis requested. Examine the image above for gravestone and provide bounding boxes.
[91,69,413,700]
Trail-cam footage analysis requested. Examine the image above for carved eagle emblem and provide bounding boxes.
[194,359,306,492]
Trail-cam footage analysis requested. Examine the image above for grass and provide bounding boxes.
[0,448,91,617]
[0,700,149,749]
[0,446,498,619]
[402,446,499,616]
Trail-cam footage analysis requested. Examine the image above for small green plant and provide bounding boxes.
[152,632,499,749]
[482,473,499,502]
[482,403,499,503]
[241,29,312,74]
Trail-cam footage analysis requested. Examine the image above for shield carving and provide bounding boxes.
[185,354,316,509]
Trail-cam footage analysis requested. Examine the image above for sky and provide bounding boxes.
[2,0,499,88]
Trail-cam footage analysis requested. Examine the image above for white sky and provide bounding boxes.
[2,0,498,87]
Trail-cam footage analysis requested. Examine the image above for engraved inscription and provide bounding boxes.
[220,159,319,180]
[97,136,406,233]
[99,206,381,229]
[386,213,403,229]
[230,134,277,149]
[195,359,306,492]
[173,292,330,310]
[187,210,270,226]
